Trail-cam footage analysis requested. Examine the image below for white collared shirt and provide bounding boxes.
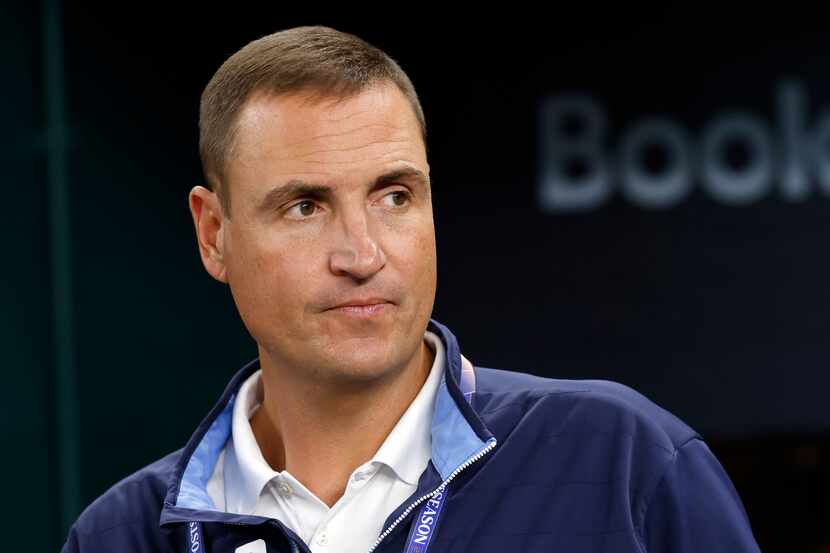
[206,330,445,553]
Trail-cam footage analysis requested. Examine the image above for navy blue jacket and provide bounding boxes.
[62,318,761,552]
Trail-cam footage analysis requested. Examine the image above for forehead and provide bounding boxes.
[228,83,427,197]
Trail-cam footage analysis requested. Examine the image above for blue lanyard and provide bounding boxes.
[402,487,448,553]
[186,521,205,553]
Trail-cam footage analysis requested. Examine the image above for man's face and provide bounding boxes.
[195,82,436,384]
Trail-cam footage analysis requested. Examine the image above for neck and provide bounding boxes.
[250,338,435,507]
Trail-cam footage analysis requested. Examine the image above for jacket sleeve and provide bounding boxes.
[640,438,762,553]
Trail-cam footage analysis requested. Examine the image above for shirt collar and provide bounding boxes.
[372,329,445,485]
[223,329,446,511]
[223,364,278,514]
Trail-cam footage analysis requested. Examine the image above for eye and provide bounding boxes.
[285,199,319,219]
[382,189,411,208]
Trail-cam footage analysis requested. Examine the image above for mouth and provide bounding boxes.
[326,301,392,318]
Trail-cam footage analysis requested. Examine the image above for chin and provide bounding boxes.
[321,337,412,383]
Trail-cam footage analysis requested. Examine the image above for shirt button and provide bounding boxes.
[277,482,293,498]
[316,531,328,546]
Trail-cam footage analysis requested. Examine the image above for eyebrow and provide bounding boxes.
[256,167,429,215]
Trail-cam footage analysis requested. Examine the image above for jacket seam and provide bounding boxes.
[476,390,591,416]
[633,436,701,553]
[478,392,680,458]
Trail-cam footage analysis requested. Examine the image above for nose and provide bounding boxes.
[329,207,386,281]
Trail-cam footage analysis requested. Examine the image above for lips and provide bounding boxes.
[329,297,391,309]
[331,303,388,315]
[325,297,393,317]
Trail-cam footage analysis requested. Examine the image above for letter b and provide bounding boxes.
[538,94,611,213]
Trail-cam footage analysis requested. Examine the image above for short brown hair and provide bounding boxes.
[198,25,427,215]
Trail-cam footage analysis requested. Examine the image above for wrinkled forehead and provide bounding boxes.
[226,84,428,207]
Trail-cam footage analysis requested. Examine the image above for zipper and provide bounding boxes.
[366,438,497,553]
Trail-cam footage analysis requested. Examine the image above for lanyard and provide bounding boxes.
[186,521,205,553]
[402,488,448,553]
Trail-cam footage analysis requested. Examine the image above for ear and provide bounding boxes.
[188,186,229,283]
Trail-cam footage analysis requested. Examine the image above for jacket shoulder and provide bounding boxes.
[65,449,182,549]
[474,366,699,452]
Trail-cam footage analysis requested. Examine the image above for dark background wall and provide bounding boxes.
[5,2,829,551]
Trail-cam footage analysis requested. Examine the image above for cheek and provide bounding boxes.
[393,220,437,290]
[416,227,437,272]
[229,230,320,318]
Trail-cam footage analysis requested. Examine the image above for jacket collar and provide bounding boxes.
[160,318,494,525]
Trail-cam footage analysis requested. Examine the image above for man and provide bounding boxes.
[62,26,761,553]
